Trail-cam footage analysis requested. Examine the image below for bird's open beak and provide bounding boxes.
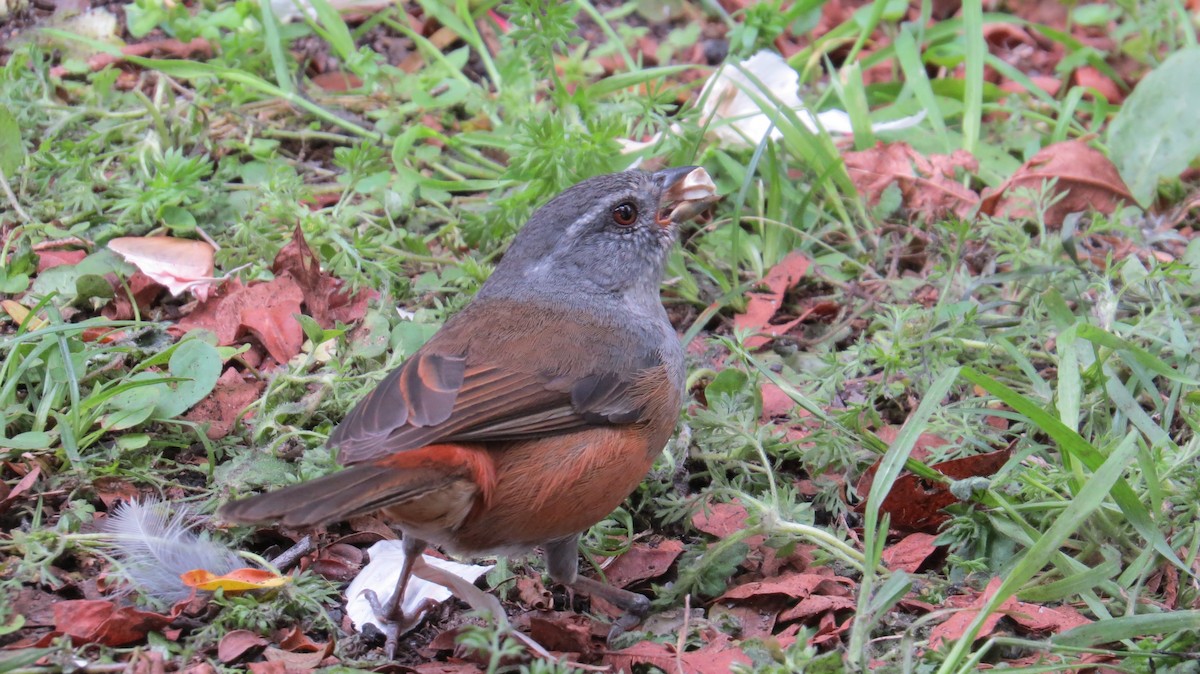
[654,166,719,227]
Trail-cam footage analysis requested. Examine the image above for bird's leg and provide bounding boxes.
[361,535,428,657]
[543,536,651,643]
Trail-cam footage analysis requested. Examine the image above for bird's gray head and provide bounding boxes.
[480,167,718,304]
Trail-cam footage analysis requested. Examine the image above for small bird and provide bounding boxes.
[220,166,718,653]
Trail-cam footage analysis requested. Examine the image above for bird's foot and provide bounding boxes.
[363,589,438,658]
[606,592,651,645]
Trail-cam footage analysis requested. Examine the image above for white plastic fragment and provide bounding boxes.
[619,50,925,152]
[345,540,494,635]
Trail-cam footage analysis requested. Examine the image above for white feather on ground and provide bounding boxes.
[101,499,240,605]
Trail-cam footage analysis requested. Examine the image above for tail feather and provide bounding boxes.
[219,444,495,529]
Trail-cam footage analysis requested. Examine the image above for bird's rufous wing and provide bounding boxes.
[330,312,661,466]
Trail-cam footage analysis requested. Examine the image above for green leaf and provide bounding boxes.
[0,105,23,176]
[705,368,752,405]
[1108,46,1200,206]
[1052,610,1200,647]
[103,405,156,431]
[349,309,390,359]
[153,340,221,419]
[1,431,52,451]
[160,205,197,234]
[296,313,326,346]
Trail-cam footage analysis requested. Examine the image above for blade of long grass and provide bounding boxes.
[894,26,949,151]
[304,0,359,64]
[1052,611,1200,647]
[935,430,1140,673]
[962,367,1197,581]
[42,30,380,140]
[961,0,985,155]
[258,0,295,94]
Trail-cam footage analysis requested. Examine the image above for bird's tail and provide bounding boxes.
[218,444,495,529]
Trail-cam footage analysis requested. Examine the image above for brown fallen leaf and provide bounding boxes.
[218,630,268,664]
[512,575,553,610]
[0,465,40,515]
[692,499,761,543]
[272,225,376,329]
[1073,66,1124,103]
[52,600,172,647]
[855,447,1012,533]
[881,532,941,573]
[307,543,363,582]
[172,277,306,364]
[731,252,811,349]
[1006,601,1092,635]
[275,625,333,657]
[605,628,751,673]
[35,248,87,272]
[183,367,266,440]
[844,142,980,220]
[979,140,1136,227]
[929,577,1086,650]
[777,593,857,623]
[717,571,854,602]
[599,538,684,589]
[524,612,595,655]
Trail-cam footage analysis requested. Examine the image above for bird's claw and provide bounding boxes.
[606,593,651,645]
[362,588,437,658]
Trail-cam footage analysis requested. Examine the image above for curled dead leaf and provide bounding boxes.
[844,142,980,220]
[979,140,1136,227]
[107,236,219,300]
[180,567,290,592]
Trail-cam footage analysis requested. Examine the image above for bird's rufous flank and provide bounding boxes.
[220,166,720,654]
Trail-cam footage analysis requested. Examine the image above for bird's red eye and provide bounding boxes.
[612,202,638,227]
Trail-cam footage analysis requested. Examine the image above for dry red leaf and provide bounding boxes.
[1073,66,1124,103]
[731,252,811,349]
[600,539,684,589]
[692,499,759,542]
[52,600,171,647]
[275,626,332,656]
[709,602,781,638]
[272,225,376,329]
[0,465,40,515]
[605,628,751,673]
[856,447,1011,533]
[761,382,795,419]
[844,142,980,220]
[93,476,145,510]
[512,576,553,610]
[238,280,306,364]
[246,662,293,674]
[717,571,854,602]
[217,630,268,664]
[929,577,1090,650]
[881,532,941,573]
[979,140,1135,227]
[777,593,857,622]
[1005,601,1092,635]
[525,612,594,654]
[103,272,165,321]
[183,367,266,440]
[172,277,305,364]
[307,543,363,582]
[35,249,87,272]
[310,72,363,92]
